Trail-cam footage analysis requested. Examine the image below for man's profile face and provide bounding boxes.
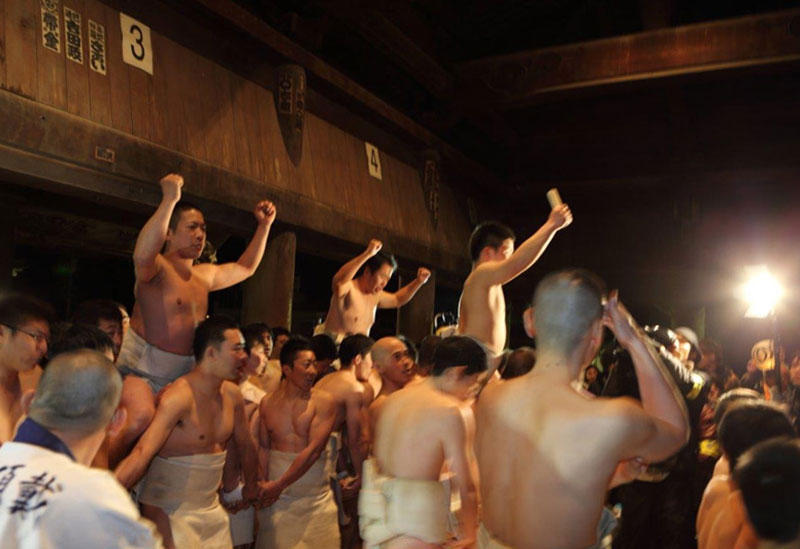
[166,209,207,259]
[97,318,123,359]
[262,332,274,359]
[213,329,247,381]
[283,350,317,392]
[355,352,373,382]
[0,320,49,372]
[378,339,413,386]
[246,342,268,377]
[364,263,394,294]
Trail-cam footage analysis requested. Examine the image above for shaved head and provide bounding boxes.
[29,349,122,435]
[371,337,405,369]
[532,270,606,356]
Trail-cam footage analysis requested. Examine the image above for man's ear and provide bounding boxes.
[106,406,128,437]
[353,354,362,369]
[523,306,536,339]
[281,363,292,378]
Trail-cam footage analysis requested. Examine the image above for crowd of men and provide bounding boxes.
[0,173,798,549]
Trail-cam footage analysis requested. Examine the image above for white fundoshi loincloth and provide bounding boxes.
[222,483,255,546]
[358,459,451,548]
[256,443,340,549]
[138,452,231,549]
[116,328,195,393]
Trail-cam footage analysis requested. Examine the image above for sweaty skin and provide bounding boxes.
[476,294,689,548]
[115,329,258,548]
[0,320,49,443]
[130,174,276,356]
[320,239,430,338]
[257,350,337,506]
[314,352,374,493]
[457,205,572,360]
[373,376,481,548]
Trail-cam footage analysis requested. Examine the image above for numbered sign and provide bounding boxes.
[120,13,153,74]
[365,142,382,180]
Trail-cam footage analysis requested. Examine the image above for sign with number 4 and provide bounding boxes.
[120,13,152,74]
[365,142,382,180]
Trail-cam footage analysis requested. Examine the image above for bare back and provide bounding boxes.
[457,272,506,357]
[322,282,381,337]
[131,257,213,355]
[157,377,237,457]
[477,376,638,548]
[314,370,368,431]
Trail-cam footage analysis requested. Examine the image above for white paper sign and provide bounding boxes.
[365,142,382,180]
[120,13,152,74]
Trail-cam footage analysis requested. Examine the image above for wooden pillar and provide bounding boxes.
[0,207,15,294]
[242,231,296,330]
[396,270,436,344]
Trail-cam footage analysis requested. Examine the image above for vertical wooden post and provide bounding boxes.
[0,207,15,294]
[242,231,296,330]
[396,269,436,344]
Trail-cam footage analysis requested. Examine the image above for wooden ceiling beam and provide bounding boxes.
[455,8,800,111]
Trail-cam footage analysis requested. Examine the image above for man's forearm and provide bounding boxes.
[133,198,177,265]
[333,250,372,286]
[629,338,689,438]
[275,444,325,489]
[236,223,270,274]
[115,450,149,489]
[394,278,425,306]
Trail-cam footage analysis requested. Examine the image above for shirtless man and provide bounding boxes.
[0,293,53,443]
[476,270,690,548]
[256,337,339,548]
[113,173,275,461]
[367,337,415,441]
[318,239,430,341]
[116,316,259,549]
[361,336,487,548]
[457,206,571,367]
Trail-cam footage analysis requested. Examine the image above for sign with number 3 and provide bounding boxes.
[120,13,153,74]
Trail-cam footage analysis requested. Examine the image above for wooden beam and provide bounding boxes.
[188,0,503,189]
[456,8,800,111]
[0,89,470,276]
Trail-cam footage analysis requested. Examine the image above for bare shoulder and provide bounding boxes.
[311,388,336,412]
[157,378,193,411]
[221,380,245,402]
[191,262,217,284]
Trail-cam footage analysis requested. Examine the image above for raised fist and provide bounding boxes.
[417,267,431,284]
[366,239,383,256]
[160,173,183,203]
[254,200,276,225]
[602,290,642,350]
[548,203,573,230]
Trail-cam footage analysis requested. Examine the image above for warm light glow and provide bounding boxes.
[742,266,783,318]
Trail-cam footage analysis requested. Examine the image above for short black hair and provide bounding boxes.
[72,299,122,327]
[168,201,202,231]
[192,316,240,362]
[735,437,800,543]
[48,322,113,362]
[356,251,398,278]
[713,388,762,427]
[339,334,375,367]
[242,324,268,354]
[0,293,55,330]
[468,222,515,262]
[432,336,488,377]
[246,322,272,340]
[280,336,313,367]
[272,327,291,339]
[501,347,536,379]
[418,335,442,368]
[398,335,418,363]
[311,334,338,362]
[718,401,794,470]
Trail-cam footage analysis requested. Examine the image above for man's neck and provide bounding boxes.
[164,250,194,268]
[283,379,311,399]
[379,376,403,396]
[338,366,356,381]
[0,365,20,392]
[189,367,224,394]
[50,428,104,467]
[530,350,581,384]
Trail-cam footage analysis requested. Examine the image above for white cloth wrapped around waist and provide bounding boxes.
[116,329,195,393]
[223,483,255,546]
[139,452,231,549]
[256,447,340,549]
[358,458,450,547]
[478,522,513,549]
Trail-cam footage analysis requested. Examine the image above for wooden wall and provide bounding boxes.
[0,0,471,273]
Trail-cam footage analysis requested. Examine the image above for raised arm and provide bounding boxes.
[133,174,183,283]
[476,204,572,287]
[442,407,479,546]
[378,267,431,308]
[205,201,276,291]
[332,239,383,297]
[606,292,690,462]
[115,385,188,488]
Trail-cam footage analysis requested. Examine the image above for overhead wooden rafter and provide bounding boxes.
[455,8,800,111]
